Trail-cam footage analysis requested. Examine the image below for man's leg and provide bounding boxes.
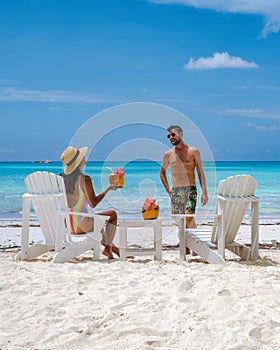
[185,213,198,256]
[185,186,198,255]
[185,212,196,228]
[171,187,195,255]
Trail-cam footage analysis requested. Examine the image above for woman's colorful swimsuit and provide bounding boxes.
[69,177,89,234]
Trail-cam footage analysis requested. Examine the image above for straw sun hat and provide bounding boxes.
[60,146,88,175]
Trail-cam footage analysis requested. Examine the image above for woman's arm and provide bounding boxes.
[83,174,117,208]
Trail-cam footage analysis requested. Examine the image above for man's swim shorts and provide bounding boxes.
[171,185,197,214]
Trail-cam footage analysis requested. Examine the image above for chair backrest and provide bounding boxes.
[25,171,70,244]
[214,174,258,244]
[217,174,257,197]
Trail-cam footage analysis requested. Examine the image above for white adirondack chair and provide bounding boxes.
[173,174,260,264]
[15,171,108,263]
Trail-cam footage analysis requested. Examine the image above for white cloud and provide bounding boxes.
[149,0,280,36]
[0,148,14,154]
[224,108,280,120]
[225,108,264,117]
[0,87,106,104]
[243,122,279,131]
[237,86,250,90]
[0,79,12,85]
[258,85,280,92]
[184,52,259,70]
[237,85,280,92]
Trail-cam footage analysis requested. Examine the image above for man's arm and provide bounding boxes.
[160,152,171,197]
[192,148,208,206]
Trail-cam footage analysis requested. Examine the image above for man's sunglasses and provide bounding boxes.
[167,133,176,139]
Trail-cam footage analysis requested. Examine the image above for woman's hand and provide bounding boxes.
[101,185,118,199]
[108,184,118,191]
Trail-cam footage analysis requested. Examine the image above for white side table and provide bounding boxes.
[119,220,162,261]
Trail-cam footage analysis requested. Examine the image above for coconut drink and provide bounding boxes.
[142,198,159,220]
[109,168,124,188]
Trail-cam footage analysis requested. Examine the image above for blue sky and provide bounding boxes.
[0,0,280,161]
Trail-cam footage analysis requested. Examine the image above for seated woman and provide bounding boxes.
[60,146,119,259]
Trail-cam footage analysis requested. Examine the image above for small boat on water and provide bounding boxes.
[32,160,52,164]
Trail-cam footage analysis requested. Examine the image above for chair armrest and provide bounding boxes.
[23,192,64,199]
[217,194,259,203]
[68,211,110,221]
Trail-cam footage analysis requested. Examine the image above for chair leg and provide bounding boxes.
[53,239,97,263]
[93,246,100,260]
[154,222,162,261]
[15,244,55,261]
[186,234,225,265]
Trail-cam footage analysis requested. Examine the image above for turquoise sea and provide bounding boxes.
[0,161,279,224]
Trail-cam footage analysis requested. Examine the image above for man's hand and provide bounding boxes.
[201,193,208,206]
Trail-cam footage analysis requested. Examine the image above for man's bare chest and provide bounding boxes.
[169,151,194,168]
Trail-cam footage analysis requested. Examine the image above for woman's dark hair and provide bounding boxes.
[62,167,82,194]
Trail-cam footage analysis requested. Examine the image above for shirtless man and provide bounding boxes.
[160,125,208,230]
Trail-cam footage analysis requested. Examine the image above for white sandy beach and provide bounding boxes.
[1,249,280,350]
[0,224,280,349]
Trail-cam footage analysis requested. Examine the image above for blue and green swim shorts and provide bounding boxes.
[171,185,197,214]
